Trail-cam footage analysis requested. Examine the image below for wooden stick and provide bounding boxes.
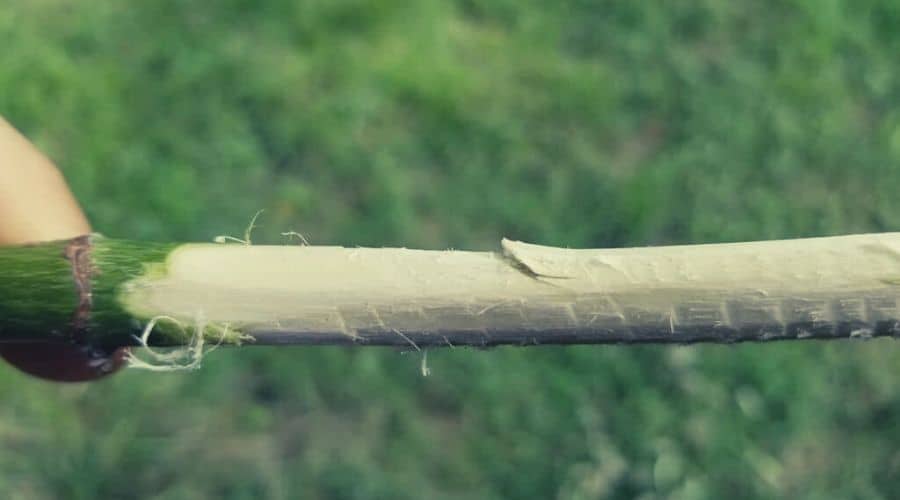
[3,233,900,348]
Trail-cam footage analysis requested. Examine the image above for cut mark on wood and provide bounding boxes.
[334,309,360,340]
[565,303,580,327]
[719,301,734,330]
[850,328,874,340]
[391,328,421,352]
[369,305,388,331]
[63,234,94,337]
[477,301,512,316]
[500,239,576,283]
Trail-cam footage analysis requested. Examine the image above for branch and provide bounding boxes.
[2,233,900,348]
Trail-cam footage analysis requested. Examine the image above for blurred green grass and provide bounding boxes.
[2,0,900,498]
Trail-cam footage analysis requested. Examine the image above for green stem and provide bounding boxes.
[0,236,175,347]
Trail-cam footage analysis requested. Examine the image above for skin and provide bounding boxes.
[0,116,125,382]
[0,117,92,244]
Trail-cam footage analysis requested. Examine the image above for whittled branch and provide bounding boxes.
[2,233,900,348]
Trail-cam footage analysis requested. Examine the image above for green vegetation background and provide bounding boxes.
[2,1,900,498]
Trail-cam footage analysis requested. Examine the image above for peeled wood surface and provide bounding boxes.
[121,233,900,347]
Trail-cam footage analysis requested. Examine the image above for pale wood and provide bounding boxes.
[119,233,900,347]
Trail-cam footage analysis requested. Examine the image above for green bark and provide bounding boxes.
[0,236,176,347]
